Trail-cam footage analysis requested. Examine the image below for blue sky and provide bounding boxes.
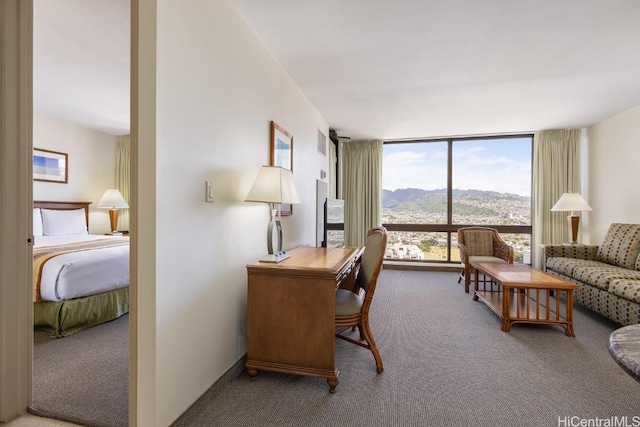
[382,137,532,197]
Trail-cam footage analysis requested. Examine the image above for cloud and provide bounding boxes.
[383,139,531,196]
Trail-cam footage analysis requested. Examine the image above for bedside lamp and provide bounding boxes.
[551,192,592,244]
[245,166,301,263]
[97,189,129,235]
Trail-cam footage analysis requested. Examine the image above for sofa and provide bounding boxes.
[542,223,640,326]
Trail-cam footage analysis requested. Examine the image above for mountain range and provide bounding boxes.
[382,188,530,216]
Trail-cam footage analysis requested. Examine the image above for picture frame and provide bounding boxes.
[270,120,294,215]
[33,148,68,183]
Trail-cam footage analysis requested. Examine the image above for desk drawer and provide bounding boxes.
[336,256,361,290]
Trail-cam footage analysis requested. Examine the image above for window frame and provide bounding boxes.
[382,134,534,263]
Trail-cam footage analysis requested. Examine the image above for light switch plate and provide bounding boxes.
[205,181,214,202]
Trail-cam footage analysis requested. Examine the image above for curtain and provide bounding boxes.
[532,129,581,268]
[341,139,383,247]
[116,134,130,231]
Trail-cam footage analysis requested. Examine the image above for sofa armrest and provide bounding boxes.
[541,244,599,270]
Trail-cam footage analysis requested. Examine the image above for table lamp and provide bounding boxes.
[97,189,129,235]
[551,192,592,244]
[245,166,301,262]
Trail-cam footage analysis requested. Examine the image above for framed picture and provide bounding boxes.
[33,148,68,183]
[270,121,294,215]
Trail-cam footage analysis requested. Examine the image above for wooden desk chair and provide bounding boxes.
[457,227,514,293]
[335,226,387,374]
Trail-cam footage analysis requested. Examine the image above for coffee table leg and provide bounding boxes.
[502,287,512,332]
[565,290,576,337]
[472,269,480,301]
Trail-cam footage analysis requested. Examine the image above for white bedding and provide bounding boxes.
[34,235,129,302]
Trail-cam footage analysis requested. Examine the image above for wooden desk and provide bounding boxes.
[246,246,362,393]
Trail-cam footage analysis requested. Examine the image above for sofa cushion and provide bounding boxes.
[597,223,640,270]
[609,279,640,304]
[571,262,640,291]
[546,257,595,277]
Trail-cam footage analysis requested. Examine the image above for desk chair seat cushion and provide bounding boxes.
[335,288,364,317]
[468,255,508,265]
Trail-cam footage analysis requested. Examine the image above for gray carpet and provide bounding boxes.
[28,271,640,427]
[173,270,640,427]
[29,315,129,427]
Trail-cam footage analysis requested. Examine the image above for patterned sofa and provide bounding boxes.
[542,223,640,326]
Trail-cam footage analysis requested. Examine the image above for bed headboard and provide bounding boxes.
[34,201,92,228]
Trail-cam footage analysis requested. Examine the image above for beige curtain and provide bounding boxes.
[341,139,383,247]
[532,129,581,268]
[116,134,130,231]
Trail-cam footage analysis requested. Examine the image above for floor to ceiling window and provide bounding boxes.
[382,135,533,263]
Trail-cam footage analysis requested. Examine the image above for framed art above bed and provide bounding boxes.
[33,148,68,183]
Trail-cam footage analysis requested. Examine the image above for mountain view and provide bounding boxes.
[381,188,531,262]
[383,188,530,224]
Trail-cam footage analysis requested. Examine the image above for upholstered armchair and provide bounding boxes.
[457,227,514,293]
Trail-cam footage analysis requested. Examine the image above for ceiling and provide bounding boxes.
[34,1,640,140]
[33,0,130,135]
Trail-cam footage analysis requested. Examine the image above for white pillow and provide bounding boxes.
[33,208,43,237]
[41,208,88,236]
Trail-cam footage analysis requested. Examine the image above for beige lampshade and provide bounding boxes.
[551,192,592,213]
[245,166,301,204]
[97,189,129,209]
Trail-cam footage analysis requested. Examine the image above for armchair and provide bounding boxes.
[457,227,514,293]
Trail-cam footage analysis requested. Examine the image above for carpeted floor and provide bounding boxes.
[173,270,640,427]
[29,270,640,427]
[29,314,129,427]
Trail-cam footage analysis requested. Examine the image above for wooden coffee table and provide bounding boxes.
[470,262,578,336]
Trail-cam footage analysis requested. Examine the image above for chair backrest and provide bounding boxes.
[458,227,499,256]
[356,227,387,297]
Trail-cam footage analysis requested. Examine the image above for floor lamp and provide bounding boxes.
[551,192,592,244]
[245,166,301,263]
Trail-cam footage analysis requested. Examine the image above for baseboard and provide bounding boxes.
[383,261,463,272]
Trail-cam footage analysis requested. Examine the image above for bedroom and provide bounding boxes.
[3,1,640,426]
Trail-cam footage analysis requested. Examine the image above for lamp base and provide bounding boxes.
[567,214,580,244]
[259,251,290,263]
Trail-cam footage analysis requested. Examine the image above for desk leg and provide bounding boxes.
[327,375,339,394]
[247,368,259,381]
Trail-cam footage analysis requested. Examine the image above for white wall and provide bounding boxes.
[33,114,119,234]
[152,1,329,424]
[586,105,640,243]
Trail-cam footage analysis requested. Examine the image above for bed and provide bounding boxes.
[33,201,129,337]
